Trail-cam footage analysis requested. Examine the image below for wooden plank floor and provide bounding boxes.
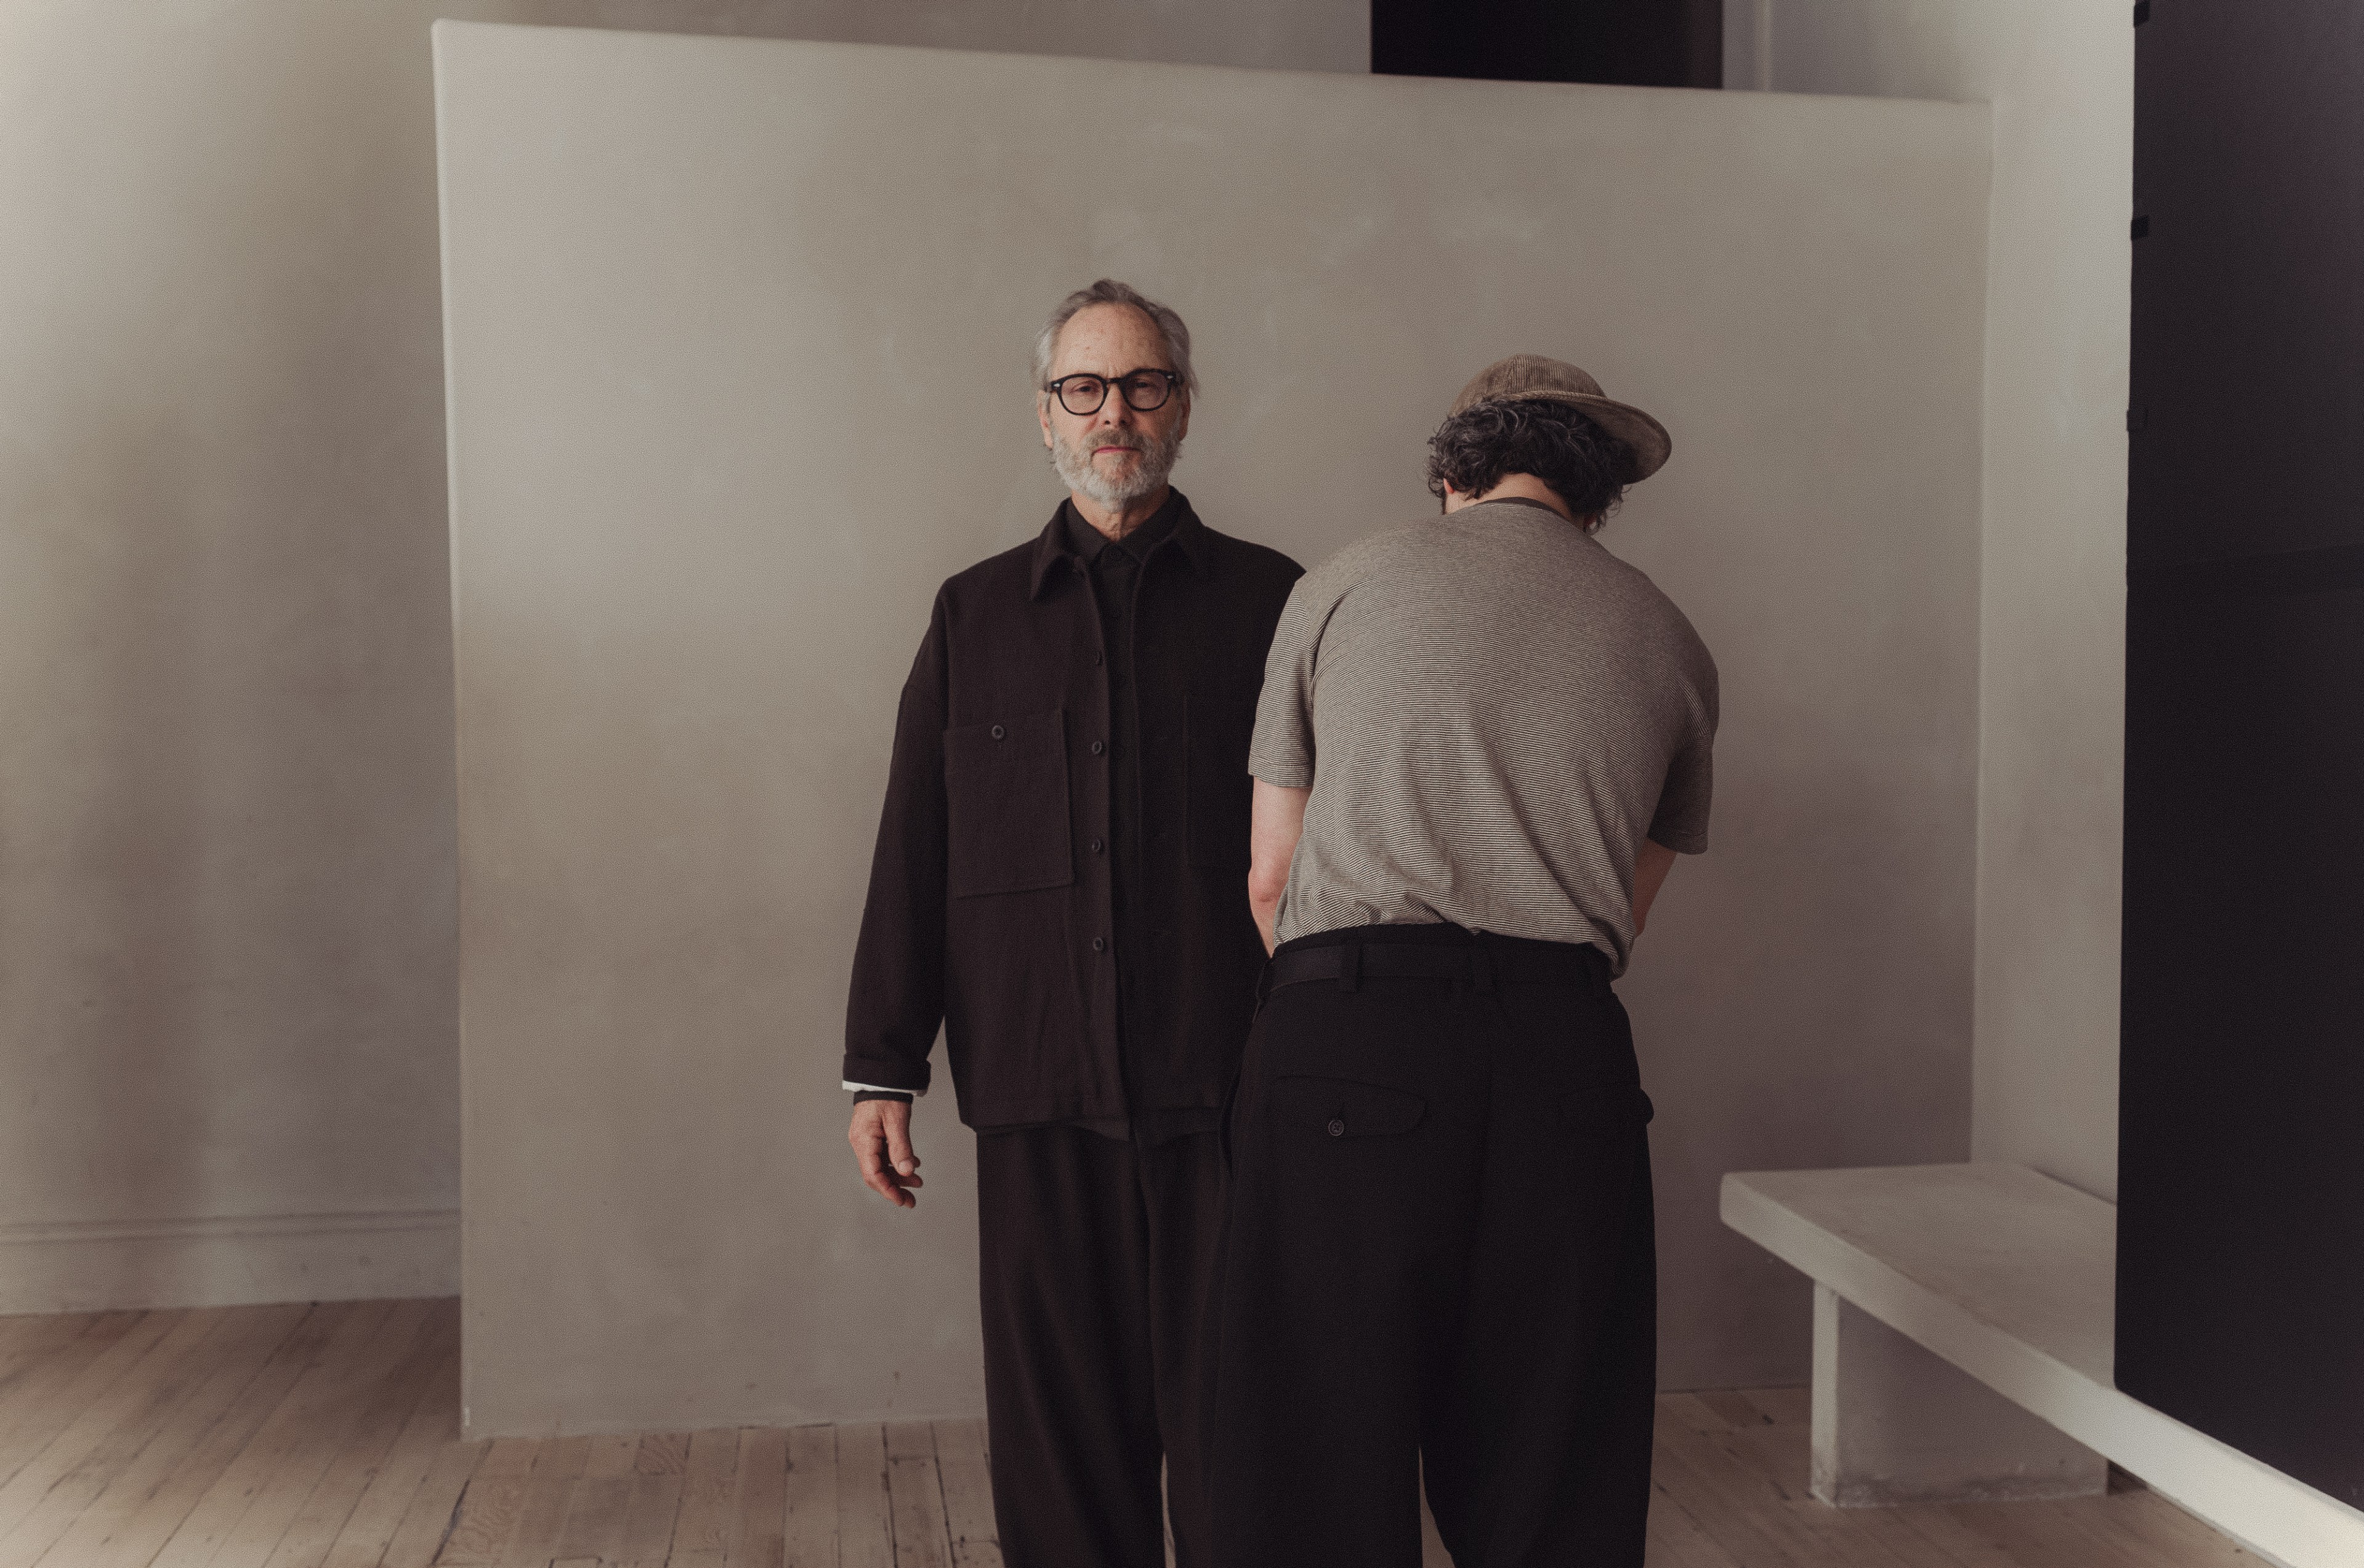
[0,1299,2261,1567]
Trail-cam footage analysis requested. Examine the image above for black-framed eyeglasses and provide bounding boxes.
[1043,368,1182,417]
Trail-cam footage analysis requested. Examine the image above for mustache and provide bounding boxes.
[1050,417,1181,505]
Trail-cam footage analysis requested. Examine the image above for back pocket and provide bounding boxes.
[944,708,1074,897]
[1272,1074,1426,1139]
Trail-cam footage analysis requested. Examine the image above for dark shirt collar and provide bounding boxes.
[1063,492,1179,564]
[1030,487,1205,598]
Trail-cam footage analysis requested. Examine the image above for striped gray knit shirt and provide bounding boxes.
[1249,498,1718,975]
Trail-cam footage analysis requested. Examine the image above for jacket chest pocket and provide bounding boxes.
[944,708,1075,897]
[1185,694,1256,872]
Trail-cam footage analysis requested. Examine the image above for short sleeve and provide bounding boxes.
[1647,736,1714,854]
[1647,638,1720,854]
[1248,574,1326,789]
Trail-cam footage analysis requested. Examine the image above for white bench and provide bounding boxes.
[1720,1162,2364,1568]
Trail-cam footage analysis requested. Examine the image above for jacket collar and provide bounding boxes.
[1028,488,1207,599]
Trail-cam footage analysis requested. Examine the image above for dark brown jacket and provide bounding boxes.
[843,494,1302,1127]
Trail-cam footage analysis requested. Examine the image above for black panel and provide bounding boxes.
[2128,3,2364,568]
[1371,0,1720,90]
[2118,566,2364,1507]
[2119,1,2364,1509]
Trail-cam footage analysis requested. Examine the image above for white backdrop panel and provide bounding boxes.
[437,20,1988,1435]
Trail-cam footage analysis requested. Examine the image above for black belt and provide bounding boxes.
[1262,939,1608,998]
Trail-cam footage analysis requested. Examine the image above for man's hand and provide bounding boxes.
[1632,837,1679,935]
[1248,779,1312,955]
[849,1099,924,1208]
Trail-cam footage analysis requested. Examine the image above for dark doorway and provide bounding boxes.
[1372,0,1721,89]
[2116,0,2364,1510]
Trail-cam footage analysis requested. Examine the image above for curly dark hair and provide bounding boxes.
[1424,398,1632,531]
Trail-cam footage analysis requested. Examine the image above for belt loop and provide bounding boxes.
[1339,943,1362,993]
[1470,936,1497,995]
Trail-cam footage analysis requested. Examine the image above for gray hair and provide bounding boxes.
[1031,279,1198,400]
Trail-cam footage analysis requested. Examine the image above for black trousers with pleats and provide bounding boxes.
[975,1121,1224,1568]
[1204,923,1659,1568]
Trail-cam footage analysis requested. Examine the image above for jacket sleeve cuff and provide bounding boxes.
[841,1056,930,1095]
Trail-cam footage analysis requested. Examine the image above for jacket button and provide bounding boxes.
[990,724,1006,741]
[1090,740,1107,755]
[1327,1118,1345,1138]
[1089,837,1105,854]
[1092,937,1107,953]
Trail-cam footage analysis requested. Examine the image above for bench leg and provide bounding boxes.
[1810,1284,2107,1506]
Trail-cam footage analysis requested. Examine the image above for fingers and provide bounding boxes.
[849,1100,922,1208]
[881,1102,921,1181]
[860,1143,913,1207]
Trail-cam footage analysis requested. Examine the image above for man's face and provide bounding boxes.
[1037,304,1191,509]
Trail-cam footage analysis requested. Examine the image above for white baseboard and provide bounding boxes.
[0,1208,460,1314]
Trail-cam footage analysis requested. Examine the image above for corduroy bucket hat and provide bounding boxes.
[1447,354,1671,483]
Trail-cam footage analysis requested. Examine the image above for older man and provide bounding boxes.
[842,280,1299,1568]
[1205,356,1719,1567]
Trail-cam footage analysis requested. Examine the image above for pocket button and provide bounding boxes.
[1327,1118,1345,1138]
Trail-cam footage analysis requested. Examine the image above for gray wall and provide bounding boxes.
[0,1,1361,1312]
[1729,0,2135,1201]
[440,22,1990,1434]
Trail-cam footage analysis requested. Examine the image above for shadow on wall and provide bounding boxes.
[0,420,209,1262]
[0,2,470,1308]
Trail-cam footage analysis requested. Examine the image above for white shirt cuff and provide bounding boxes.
[843,1080,924,1096]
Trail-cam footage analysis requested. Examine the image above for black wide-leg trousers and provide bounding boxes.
[1205,924,1659,1568]
[975,1122,1223,1568]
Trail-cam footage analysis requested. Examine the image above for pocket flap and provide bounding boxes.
[943,707,1073,898]
[1272,1075,1426,1138]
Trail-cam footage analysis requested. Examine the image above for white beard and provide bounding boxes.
[1051,425,1183,507]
